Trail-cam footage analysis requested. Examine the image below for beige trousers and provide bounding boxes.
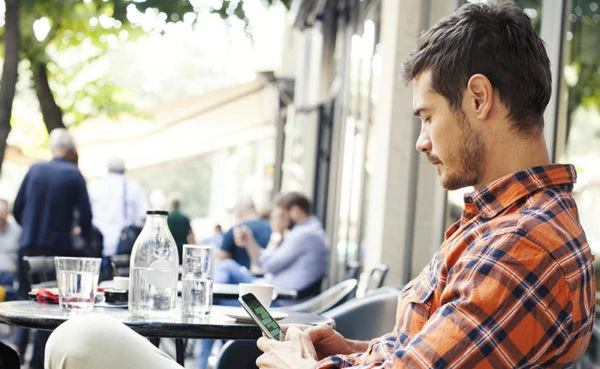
[45,313,183,369]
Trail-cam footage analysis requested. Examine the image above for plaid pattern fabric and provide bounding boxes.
[317,164,595,369]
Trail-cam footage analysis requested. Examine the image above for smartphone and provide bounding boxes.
[238,292,285,341]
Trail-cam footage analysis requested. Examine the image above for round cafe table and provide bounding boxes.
[0,300,333,365]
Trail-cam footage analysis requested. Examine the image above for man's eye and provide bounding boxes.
[423,116,431,123]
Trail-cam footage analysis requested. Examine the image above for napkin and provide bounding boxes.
[35,288,59,304]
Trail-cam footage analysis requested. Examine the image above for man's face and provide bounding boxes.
[413,71,485,190]
[287,205,304,228]
[270,205,291,232]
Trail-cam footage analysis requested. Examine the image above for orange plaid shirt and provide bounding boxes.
[317,164,595,368]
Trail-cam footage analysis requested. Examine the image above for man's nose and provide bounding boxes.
[415,127,431,153]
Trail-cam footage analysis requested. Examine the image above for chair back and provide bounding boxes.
[356,264,389,298]
[22,256,57,287]
[0,341,20,369]
[277,279,358,314]
[366,264,389,290]
[214,339,261,369]
[324,286,400,341]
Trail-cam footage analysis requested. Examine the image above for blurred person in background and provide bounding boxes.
[13,128,92,369]
[198,224,224,249]
[216,192,329,297]
[216,199,271,270]
[13,128,92,293]
[167,194,195,264]
[0,199,20,290]
[89,157,148,258]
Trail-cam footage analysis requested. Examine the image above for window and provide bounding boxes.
[558,0,600,254]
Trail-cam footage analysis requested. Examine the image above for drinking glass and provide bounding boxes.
[181,244,214,317]
[54,257,101,312]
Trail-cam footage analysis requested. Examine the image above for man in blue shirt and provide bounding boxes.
[12,128,92,369]
[216,200,271,269]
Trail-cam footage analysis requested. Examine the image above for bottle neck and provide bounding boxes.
[144,214,169,230]
[146,213,167,223]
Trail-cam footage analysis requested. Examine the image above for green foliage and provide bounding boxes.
[212,0,291,20]
[1,0,289,129]
[566,0,600,109]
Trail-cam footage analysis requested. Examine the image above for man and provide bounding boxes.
[167,195,195,264]
[0,199,20,288]
[215,192,329,294]
[88,156,148,258]
[254,3,595,369]
[14,128,92,293]
[44,3,594,369]
[216,199,271,269]
[13,128,92,369]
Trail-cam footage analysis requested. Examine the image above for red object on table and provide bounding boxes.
[35,288,59,304]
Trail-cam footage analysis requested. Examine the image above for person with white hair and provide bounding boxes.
[12,127,92,369]
[88,156,148,259]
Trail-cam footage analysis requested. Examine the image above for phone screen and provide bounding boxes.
[238,293,284,341]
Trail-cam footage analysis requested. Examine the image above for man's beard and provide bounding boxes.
[440,114,485,190]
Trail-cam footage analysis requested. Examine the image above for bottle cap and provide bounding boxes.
[146,210,169,215]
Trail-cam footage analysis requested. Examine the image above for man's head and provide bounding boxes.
[169,192,183,211]
[402,2,551,190]
[107,157,126,174]
[275,192,311,227]
[0,199,9,230]
[234,199,257,223]
[403,2,551,132]
[49,128,77,160]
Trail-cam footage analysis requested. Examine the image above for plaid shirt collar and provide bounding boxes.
[462,164,577,220]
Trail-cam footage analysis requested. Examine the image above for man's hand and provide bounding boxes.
[303,324,364,360]
[233,225,254,248]
[256,326,318,369]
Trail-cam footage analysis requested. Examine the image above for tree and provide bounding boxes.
[0,0,19,175]
[0,0,291,174]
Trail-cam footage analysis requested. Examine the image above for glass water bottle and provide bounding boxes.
[129,210,179,317]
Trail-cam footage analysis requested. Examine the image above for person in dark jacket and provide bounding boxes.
[167,195,195,264]
[12,128,92,369]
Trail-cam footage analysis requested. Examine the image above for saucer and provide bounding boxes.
[94,301,128,309]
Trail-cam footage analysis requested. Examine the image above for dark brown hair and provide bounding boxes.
[402,2,551,133]
[276,192,312,214]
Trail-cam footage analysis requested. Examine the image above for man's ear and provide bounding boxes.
[465,74,493,120]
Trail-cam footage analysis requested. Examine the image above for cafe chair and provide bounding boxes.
[0,341,19,369]
[214,339,261,369]
[323,286,400,341]
[22,256,57,289]
[295,278,324,300]
[574,320,600,368]
[276,279,358,315]
[356,264,390,298]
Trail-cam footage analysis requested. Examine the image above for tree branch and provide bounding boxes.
[0,0,21,176]
[32,61,65,133]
